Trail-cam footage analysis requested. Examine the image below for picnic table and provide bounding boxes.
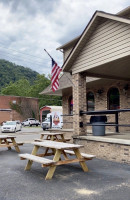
[19,140,95,180]
[38,132,70,142]
[0,135,20,152]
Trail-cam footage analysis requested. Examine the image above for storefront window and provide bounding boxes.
[87,92,95,111]
[69,96,73,114]
[108,88,120,110]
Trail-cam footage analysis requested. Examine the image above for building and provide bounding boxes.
[0,95,39,124]
[41,7,130,163]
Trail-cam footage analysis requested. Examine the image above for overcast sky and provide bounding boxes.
[0,0,129,75]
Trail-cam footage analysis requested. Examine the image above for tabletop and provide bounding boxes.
[32,140,83,150]
[0,135,16,139]
[0,135,20,152]
[41,132,64,136]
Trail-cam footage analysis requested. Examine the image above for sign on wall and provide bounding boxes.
[51,112,62,129]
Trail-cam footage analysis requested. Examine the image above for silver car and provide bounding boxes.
[41,118,51,130]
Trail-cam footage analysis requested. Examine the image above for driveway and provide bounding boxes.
[0,130,130,200]
[0,126,43,143]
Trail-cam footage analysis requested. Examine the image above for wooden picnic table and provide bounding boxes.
[0,135,20,152]
[19,140,95,180]
[39,132,70,142]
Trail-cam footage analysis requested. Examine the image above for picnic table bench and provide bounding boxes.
[0,135,22,152]
[19,140,95,180]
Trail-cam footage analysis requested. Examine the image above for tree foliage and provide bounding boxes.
[0,59,38,91]
[1,75,62,108]
[0,59,62,108]
[1,79,31,96]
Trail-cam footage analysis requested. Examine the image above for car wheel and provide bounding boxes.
[36,124,38,127]
[14,128,16,133]
[29,123,32,127]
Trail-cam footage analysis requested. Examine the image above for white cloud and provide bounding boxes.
[0,0,129,74]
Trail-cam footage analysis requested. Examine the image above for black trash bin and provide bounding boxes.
[90,115,107,136]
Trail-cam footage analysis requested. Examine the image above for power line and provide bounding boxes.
[0,43,46,60]
[0,49,48,66]
[0,52,51,70]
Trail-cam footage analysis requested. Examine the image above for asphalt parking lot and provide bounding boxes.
[0,128,130,200]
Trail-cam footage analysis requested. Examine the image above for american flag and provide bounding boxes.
[51,59,62,92]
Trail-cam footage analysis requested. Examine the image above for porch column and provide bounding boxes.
[72,73,87,135]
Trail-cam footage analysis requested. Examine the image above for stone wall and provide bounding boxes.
[73,136,130,164]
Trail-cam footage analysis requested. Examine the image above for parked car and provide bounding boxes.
[22,118,40,127]
[41,118,51,130]
[1,121,22,133]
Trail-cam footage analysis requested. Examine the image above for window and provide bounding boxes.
[87,92,95,111]
[69,96,73,114]
[107,88,120,110]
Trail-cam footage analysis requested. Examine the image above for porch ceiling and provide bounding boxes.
[83,55,130,81]
[86,78,119,88]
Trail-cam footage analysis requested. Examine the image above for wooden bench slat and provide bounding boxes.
[17,142,24,146]
[19,153,56,165]
[64,150,95,159]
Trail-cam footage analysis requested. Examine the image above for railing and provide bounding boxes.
[80,108,130,132]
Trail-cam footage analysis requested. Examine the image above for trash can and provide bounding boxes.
[90,115,107,136]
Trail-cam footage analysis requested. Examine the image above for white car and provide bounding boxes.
[1,121,22,133]
[22,118,40,127]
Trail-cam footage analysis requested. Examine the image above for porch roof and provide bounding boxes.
[40,73,73,96]
[40,72,124,96]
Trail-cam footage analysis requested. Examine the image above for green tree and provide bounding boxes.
[0,59,38,92]
[29,74,62,108]
[28,74,50,97]
[1,78,31,96]
[1,74,62,108]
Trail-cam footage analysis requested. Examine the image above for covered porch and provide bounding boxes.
[41,7,130,163]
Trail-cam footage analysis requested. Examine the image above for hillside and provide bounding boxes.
[0,59,38,91]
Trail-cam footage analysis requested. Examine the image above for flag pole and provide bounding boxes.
[44,49,55,62]
[44,49,75,87]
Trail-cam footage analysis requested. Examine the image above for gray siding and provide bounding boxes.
[64,46,73,62]
[72,19,130,74]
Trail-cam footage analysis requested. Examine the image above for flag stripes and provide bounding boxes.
[51,59,62,92]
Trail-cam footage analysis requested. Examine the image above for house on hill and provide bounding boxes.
[41,7,130,163]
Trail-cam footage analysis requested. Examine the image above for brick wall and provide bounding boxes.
[62,79,130,133]
[87,80,130,132]
[0,95,39,124]
[62,94,73,129]
[0,111,12,124]
[72,73,87,135]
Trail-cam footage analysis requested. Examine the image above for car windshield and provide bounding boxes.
[5,121,16,125]
[45,118,50,122]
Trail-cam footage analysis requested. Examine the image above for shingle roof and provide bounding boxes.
[40,73,72,96]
